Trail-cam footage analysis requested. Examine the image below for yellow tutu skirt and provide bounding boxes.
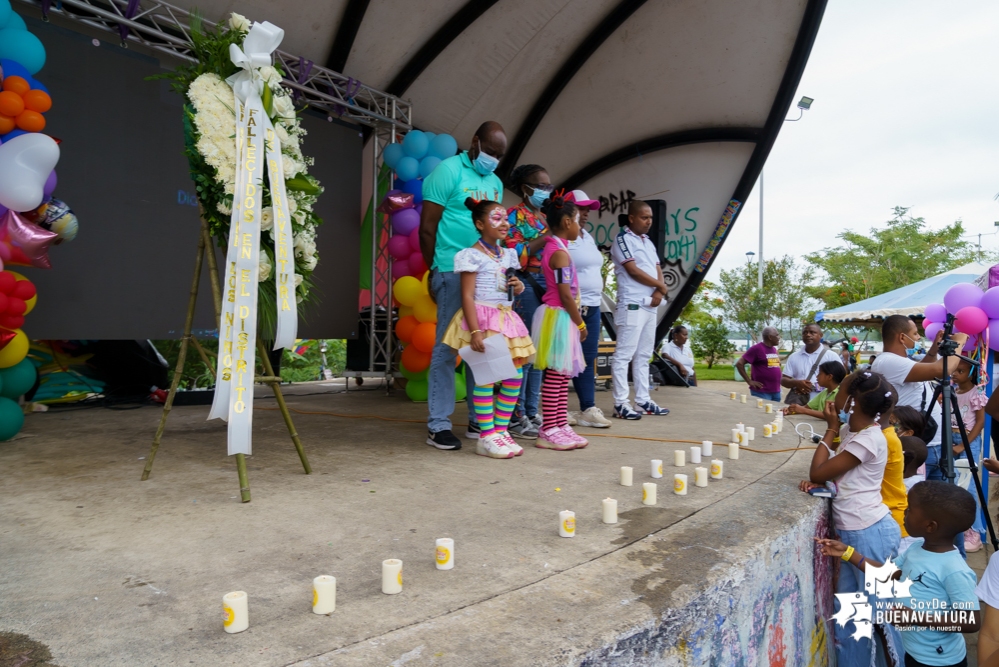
[441,302,535,363]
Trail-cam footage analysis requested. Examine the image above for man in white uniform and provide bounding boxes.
[782,323,842,402]
[609,200,671,419]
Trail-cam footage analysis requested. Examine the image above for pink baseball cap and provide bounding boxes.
[569,189,600,210]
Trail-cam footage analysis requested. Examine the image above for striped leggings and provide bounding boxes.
[541,370,570,430]
[471,367,524,437]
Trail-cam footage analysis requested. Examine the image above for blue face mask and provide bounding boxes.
[472,146,499,176]
[527,187,548,209]
[839,398,853,425]
[905,347,917,358]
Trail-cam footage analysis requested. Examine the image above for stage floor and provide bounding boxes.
[0,379,929,665]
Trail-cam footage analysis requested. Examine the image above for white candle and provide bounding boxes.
[602,498,618,524]
[642,482,657,505]
[559,510,576,537]
[756,398,764,408]
[312,576,336,615]
[729,391,737,400]
[728,442,740,459]
[651,459,663,478]
[674,474,688,495]
[731,428,741,443]
[738,431,748,446]
[773,420,781,434]
[711,459,724,479]
[689,446,701,464]
[765,403,773,414]
[674,449,685,467]
[701,440,713,456]
[382,559,403,594]
[736,422,745,433]
[746,427,755,441]
[763,424,772,438]
[435,538,454,570]
[694,467,708,487]
[620,466,633,486]
[740,394,747,403]
[222,591,249,633]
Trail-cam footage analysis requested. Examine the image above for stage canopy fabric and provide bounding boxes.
[816,262,993,326]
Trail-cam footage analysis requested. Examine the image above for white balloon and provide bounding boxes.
[0,134,60,212]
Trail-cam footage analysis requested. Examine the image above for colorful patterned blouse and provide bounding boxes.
[505,202,548,271]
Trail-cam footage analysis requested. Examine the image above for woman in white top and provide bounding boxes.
[799,370,902,666]
[660,324,695,386]
[566,190,611,428]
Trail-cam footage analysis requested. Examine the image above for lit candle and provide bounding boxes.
[694,466,708,487]
[674,474,688,495]
[729,391,737,400]
[651,459,663,478]
[731,428,741,443]
[765,403,773,414]
[435,538,454,570]
[689,446,701,464]
[728,442,740,459]
[740,394,747,403]
[559,510,576,537]
[382,559,403,594]
[602,498,618,524]
[222,591,249,633]
[756,398,764,408]
[746,427,755,441]
[620,466,633,486]
[674,449,685,467]
[711,459,724,479]
[312,575,336,615]
[701,440,713,456]
[763,424,772,438]
[642,482,657,505]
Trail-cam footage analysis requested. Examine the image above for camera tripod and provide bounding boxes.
[926,314,999,552]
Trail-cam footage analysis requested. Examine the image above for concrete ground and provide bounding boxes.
[0,378,989,665]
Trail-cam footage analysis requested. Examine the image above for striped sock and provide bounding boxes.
[541,370,569,430]
[473,383,497,436]
[493,367,524,433]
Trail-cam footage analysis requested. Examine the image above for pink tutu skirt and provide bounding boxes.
[531,304,585,377]
[441,302,535,362]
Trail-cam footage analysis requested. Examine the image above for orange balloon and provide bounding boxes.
[401,345,431,374]
[2,76,30,96]
[0,91,24,117]
[15,110,44,132]
[395,315,419,344]
[411,321,437,354]
[22,89,51,113]
[0,115,14,135]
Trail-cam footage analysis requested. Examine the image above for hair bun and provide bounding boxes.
[464,197,477,211]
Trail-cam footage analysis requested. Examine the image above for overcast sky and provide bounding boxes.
[705,0,999,286]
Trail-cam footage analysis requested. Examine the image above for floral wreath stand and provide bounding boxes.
[139,214,311,502]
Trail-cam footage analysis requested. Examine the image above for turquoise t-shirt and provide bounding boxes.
[422,152,503,272]
[894,540,978,665]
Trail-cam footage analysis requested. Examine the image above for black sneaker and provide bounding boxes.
[427,429,462,451]
[465,422,481,440]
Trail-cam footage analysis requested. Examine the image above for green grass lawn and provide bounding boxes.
[694,363,735,381]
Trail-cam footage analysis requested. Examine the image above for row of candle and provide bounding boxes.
[729,392,779,415]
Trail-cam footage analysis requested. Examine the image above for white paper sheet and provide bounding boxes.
[459,334,518,386]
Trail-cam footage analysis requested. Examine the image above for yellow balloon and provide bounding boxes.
[420,270,430,294]
[413,294,438,323]
[5,272,35,314]
[398,305,413,318]
[394,276,423,307]
[0,329,29,368]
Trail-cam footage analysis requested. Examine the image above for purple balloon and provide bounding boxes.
[923,321,944,341]
[955,305,989,336]
[42,170,56,199]
[944,282,983,314]
[981,287,999,320]
[924,303,947,323]
[964,334,979,352]
[989,320,999,352]
[387,234,411,261]
[391,207,420,236]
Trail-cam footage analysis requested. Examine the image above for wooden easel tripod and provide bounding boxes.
[139,216,311,501]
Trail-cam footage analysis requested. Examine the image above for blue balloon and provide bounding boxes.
[402,178,423,205]
[0,29,46,74]
[2,11,25,31]
[428,134,458,161]
[423,132,436,143]
[419,156,441,179]
[0,58,29,80]
[0,1,10,31]
[0,128,27,142]
[401,130,429,160]
[382,143,404,170]
[27,77,46,93]
[395,156,420,182]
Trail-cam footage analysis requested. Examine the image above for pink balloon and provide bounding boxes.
[988,320,999,352]
[392,257,411,280]
[924,303,947,322]
[923,321,944,341]
[982,287,999,319]
[409,251,428,278]
[944,282,983,314]
[388,234,411,261]
[955,306,989,335]
[408,227,421,254]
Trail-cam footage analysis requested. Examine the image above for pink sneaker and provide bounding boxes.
[497,432,523,456]
[561,426,588,448]
[536,426,577,451]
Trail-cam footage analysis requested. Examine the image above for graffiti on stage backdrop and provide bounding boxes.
[595,190,636,219]
[694,199,741,273]
[663,206,699,264]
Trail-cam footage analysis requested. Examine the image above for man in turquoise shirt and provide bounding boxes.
[418,121,506,451]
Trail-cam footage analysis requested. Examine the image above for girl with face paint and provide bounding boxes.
[440,198,535,460]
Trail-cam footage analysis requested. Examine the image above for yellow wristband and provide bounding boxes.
[577,322,586,330]
[841,545,855,562]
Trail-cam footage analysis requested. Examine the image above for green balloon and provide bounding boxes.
[0,396,24,441]
[454,372,467,402]
[405,378,429,402]
[0,359,36,399]
[400,364,427,382]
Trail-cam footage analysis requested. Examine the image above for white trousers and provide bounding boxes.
[611,307,657,407]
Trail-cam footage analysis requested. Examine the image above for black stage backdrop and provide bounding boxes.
[17,16,362,340]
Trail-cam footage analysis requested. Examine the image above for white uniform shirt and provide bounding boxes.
[783,346,842,399]
[567,229,604,307]
[610,227,659,312]
[662,340,695,375]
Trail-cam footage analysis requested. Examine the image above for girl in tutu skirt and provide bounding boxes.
[441,198,536,459]
[532,192,588,451]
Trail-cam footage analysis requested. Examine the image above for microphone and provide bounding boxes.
[506,268,516,301]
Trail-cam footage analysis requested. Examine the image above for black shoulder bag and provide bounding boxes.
[784,347,827,406]
[919,384,939,444]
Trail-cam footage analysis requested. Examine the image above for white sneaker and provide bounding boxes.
[577,407,611,428]
[566,412,577,426]
[498,432,523,456]
[476,433,514,459]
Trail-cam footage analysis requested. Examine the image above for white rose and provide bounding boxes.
[260,207,273,231]
[293,210,307,225]
[294,273,303,287]
[258,252,272,282]
[229,12,250,32]
[301,253,318,271]
[287,197,298,213]
[273,94,296,120]
[274,123,290,144]
[283,155,300,179]
[258,66,282,87]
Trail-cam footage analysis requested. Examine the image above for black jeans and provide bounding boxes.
[905,653,967,667]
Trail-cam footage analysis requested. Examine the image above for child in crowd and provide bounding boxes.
[892,406,926,439]
[799,370,902,665]
[898,435,928,555]
[784,360,845,419]
[948,358,987,552]
[817,481,981,667]
[441,199,535,459]
[530,192,588,450]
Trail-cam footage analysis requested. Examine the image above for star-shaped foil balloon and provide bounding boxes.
[1,209,58,269]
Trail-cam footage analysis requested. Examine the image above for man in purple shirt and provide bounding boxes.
[736,327,783,401]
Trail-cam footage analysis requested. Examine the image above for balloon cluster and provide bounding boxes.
[382,130,461,401]
[922,282,999,353]
[0,270,39,440]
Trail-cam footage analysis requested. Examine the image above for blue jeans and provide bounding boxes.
[952,432,985,535]
[571,304,602,411]
[427,270,475,433]
[834,513,903,667]
[750,390,782,401]
[514,271,545,419]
